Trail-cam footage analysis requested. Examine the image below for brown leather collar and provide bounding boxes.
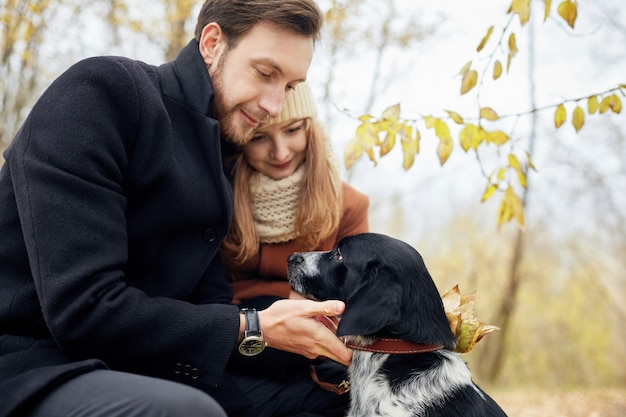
[310,316,443,395]
[317,315,443,354]
[344,338,443,354]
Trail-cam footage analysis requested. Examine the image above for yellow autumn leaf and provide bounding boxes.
[554,103,567,128]
[486,130,509,146]
[497,167,507,181]
[441,285,499,353]
[557,0,577,29]
[461,69,478,95]
[401,134,419,171]
[445,110,464,125]
[433,119,452,142]
[458,60,472,76]
[472,126,487,150]
[380,131,396,156]
[459,124,477,152]
[424,116,436,129]
[587,95,599,114]
[355,121,379,147]
[481,183,498,203]
[437,138,453,166]
[508,0,531,26]
[572,105,585,133]
[518,170,527,189]
[509,187,526,228]
[343,137,364,169]
[480,107,500,121]
[436,122,453,166]
[599,96,611,114]
[508,33,518,57]
[543,0,552,21]
[608,94,622,114]
[508,153,522,173]
[402,149,415,171]
[401,124,419,149]
[355,122,379,165]
[497,193,513,227]
[493,60,503,80]
[381,103,401,121]
[477,26,494,52]
[459,124,485,152]
[498,186,525,229]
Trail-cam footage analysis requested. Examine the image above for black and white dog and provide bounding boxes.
[287,233,507,417]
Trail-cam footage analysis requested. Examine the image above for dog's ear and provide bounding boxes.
[336,262,402,337]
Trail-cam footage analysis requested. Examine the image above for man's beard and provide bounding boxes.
[211,62,257,146]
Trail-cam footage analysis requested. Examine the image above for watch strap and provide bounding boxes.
[242,308,261,336]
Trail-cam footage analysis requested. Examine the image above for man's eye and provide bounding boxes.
[257,69,272,79]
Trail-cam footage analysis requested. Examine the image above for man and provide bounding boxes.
[0,1,351,416]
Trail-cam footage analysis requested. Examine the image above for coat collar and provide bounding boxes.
[158,39,215,117]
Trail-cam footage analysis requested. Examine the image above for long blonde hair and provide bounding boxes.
[221,117,342,267]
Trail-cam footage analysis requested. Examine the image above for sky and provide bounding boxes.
[304,0,626,242]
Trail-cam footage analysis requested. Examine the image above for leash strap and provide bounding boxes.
[309,365,350,395]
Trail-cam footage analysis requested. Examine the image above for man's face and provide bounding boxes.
[201,22,314,146]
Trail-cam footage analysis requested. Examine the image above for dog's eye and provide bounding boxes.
[335,248,343,262]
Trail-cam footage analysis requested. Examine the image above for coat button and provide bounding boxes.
[173,363,184,374]
[203,229,216,242]
[189,367,201,379]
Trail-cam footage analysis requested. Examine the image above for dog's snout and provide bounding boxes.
[288,253,302,264]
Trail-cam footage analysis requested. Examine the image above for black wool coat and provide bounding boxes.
[0,40,244,416]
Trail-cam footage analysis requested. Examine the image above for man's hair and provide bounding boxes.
[195,0,323,46]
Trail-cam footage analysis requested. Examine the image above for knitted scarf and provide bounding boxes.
[250,164,305,243]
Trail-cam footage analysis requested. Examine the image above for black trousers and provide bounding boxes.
[23,369,227,417]
[227,371,349,417]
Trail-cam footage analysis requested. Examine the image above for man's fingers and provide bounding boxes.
[309,300,345,317]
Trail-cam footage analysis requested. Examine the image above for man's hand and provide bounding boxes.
[258,299,352,366]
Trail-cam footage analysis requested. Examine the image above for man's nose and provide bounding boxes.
[259,87,286,119]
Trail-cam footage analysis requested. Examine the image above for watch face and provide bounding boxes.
[238,336,266,356]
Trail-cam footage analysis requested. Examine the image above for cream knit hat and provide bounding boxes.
[260,82,317,127]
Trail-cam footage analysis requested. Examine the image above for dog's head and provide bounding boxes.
[288,233,456,349]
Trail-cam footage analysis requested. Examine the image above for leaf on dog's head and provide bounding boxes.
[441,285,499,353]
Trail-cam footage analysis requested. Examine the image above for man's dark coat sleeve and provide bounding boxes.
[0,40,242,416]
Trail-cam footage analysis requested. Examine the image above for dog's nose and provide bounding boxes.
[288,253,303,265]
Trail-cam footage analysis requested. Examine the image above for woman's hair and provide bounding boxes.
[221,117,343,267]
[194,0,323,47]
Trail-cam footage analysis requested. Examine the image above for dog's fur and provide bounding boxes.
[288,233,507,417]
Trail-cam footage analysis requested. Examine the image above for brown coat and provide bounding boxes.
[229,182,369,304]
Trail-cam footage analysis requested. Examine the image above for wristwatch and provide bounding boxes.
[238,308,266,356]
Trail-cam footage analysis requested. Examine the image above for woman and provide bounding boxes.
[221,82,369,306]
[221,83,369,403]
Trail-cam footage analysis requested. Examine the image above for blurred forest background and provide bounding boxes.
[1,0,625,414]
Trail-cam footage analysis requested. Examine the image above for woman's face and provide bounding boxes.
[241,118,308,180]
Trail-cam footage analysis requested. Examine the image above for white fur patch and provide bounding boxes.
[347,349,479,417]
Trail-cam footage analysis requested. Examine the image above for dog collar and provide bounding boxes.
[344,338,443,354]
[316,315,443,354]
